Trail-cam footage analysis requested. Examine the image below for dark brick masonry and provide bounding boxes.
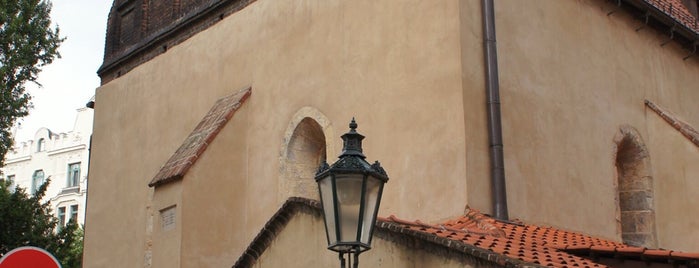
[99,0,256,84]
[99,0,699,85]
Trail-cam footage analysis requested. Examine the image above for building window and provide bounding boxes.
[58,207,66,228]
[4,175,14,186]
[70,205,78,223]
[614,126,657,248]
[160,206,176,231]
[37,138,45,152]
[31,170,45,195]
[67,163,81,188]
[282,118,327,200]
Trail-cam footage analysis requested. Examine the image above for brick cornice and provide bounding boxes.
[99,0,699,85]
[645,99,699,147]
[149,87,251,187]
[98,0,257,85]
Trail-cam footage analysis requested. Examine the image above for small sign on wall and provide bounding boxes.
[160,205,176,231]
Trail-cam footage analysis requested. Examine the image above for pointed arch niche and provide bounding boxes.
[279,107,336,203]
[613,125,657,248]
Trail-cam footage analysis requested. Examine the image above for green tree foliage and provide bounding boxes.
[52,220,83,268]
[0,0,63,166]
[0,179,83,267]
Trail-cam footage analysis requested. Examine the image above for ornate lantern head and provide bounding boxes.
[315,118,389,257]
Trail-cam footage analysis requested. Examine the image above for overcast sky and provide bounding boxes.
[14,0,112,141]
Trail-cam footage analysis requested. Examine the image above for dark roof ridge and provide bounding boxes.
[639,0,698,33]
[232,197,322,268]
[232,197,544,268]
[620,0,699,59]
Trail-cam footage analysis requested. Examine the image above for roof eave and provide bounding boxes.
[231,197,543,268]
[622,0,698,49]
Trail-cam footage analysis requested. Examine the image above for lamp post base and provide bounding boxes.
[338,251,360,268]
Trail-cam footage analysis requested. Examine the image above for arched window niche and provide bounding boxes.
[613,125,657,248]
[37,138,45,152]
[279,107,335,203]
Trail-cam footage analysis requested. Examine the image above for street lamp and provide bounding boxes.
[315,118,389,268]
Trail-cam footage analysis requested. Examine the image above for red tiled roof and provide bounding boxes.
[149,87,251,187]
[645,100,699,147]
[645,0,699,32]
[380,207,699,267]
[235,198,536,268]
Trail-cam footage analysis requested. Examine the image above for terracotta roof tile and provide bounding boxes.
[672,251,699,259]
[644,249,673,257]
[149,87,251,187]
[236,198,543,267]
[379,207,699,267]
[615,246,645,254]
[645,0,699,33]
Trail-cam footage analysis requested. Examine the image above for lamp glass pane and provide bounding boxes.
[318,176,337,244]
[360,176,382,244]
[335,174,363,243]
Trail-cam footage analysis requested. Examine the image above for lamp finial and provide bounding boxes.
[340,118,365,158]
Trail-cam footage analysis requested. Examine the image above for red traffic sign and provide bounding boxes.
[0,246,61,268]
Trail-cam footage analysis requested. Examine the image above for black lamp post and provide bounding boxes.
[315,118,389,268]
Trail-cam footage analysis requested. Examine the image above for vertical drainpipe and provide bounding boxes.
[84,101,94,241]
[482,0,509,220]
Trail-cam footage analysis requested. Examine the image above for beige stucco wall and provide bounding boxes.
[479,0,699,249]
[150,182,182,268]
[83,0,699,266]
[253,210,487,268]
[646,110,699,252]
[178,104,251,267]
[84,0,471,267]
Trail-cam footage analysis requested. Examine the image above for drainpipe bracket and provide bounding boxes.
[660,24,677,46]
[607,0,622,16]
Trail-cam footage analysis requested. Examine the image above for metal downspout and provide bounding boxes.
[482,0,509,220]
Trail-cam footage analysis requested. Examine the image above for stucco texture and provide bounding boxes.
[84,0,469,267]
[252,209,485,268]
[83,0,699,266]
[482,0,699,250]
[646,108,699,252]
